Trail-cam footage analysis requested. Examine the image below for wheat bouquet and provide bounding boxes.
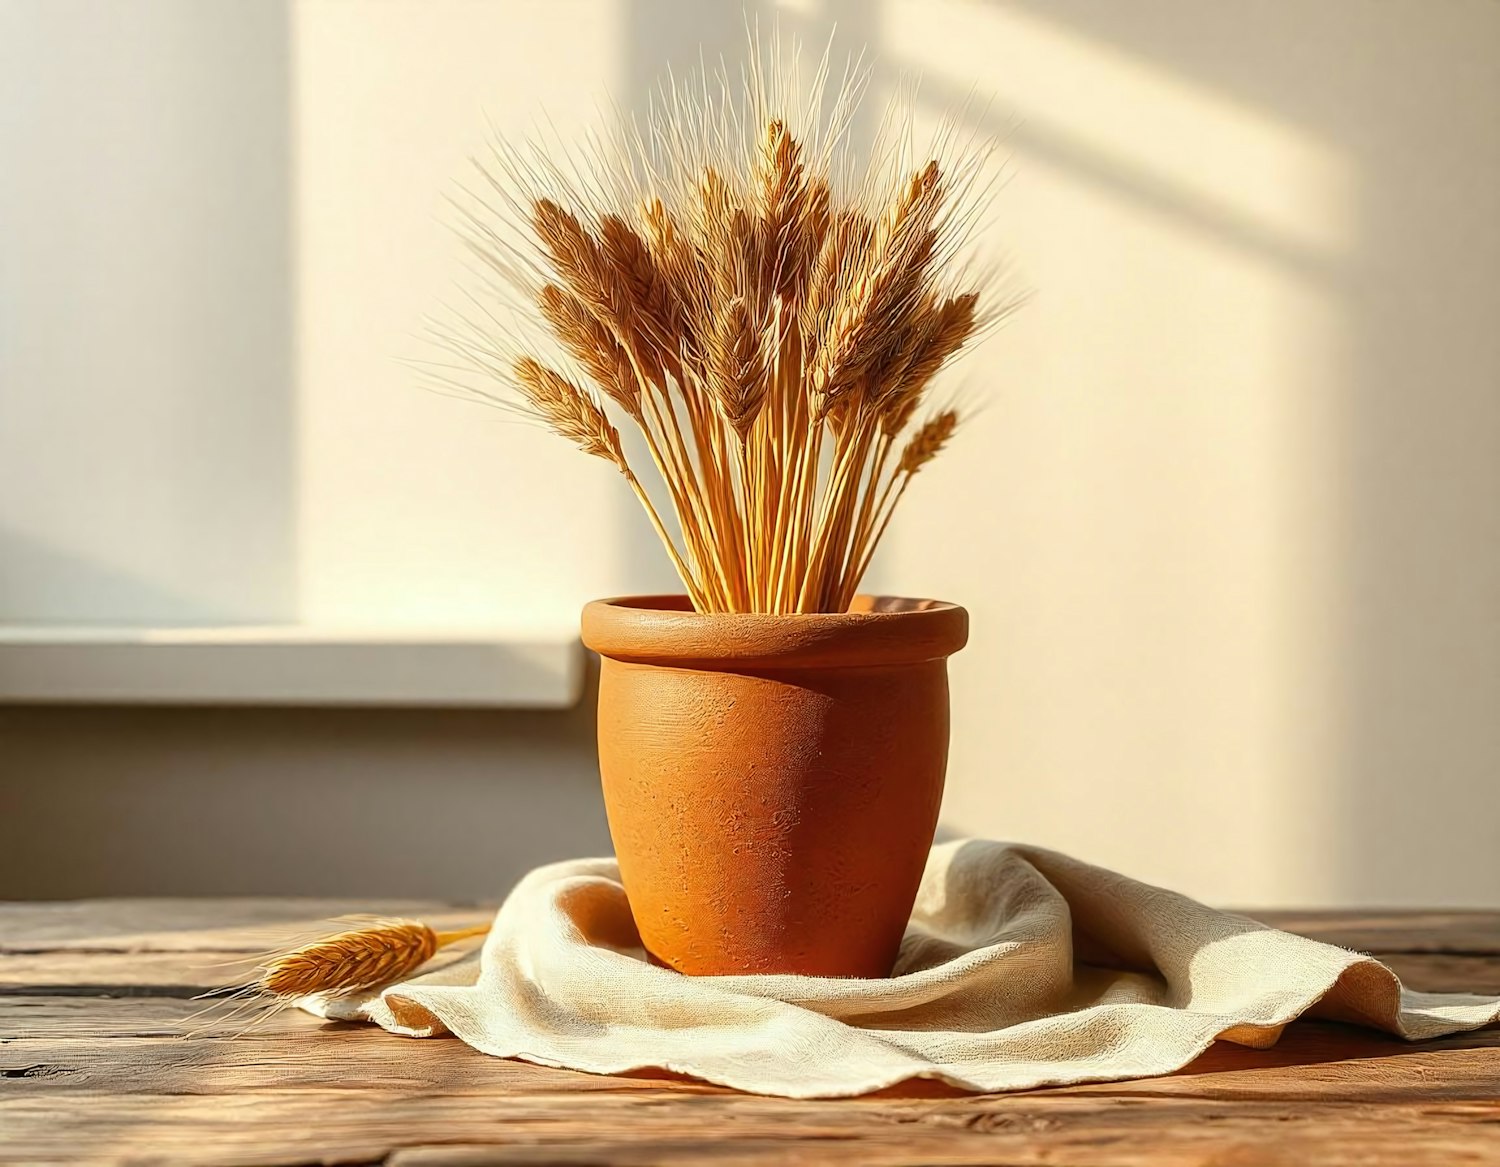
[199,47,1019,1020]
[431,47,1018,614]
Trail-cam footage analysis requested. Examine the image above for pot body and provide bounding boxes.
[581,595,968,978]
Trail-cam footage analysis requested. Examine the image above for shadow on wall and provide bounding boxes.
[615,0,766,595]
[652,0,1496,903]
[989,0,1500,902]
[0,528,234,626]
[0,659,612,901]
[4,0,1495,904]
[564,0,1500,900]
[612,0,887,595]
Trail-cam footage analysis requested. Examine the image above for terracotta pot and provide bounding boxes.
[581,594,968,978]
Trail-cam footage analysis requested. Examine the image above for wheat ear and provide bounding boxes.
[186,917,492,1037]
[437,43,1019,613]
[259,918,489,1000]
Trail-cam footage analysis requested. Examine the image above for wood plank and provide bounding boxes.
[0,897,482,951]
[6,944,1498,1000]
[0,944,486,997]
[5,902,1500,1167]
[1379,951,1500,994]
[1250,910,1500,955]
[4,1089,1500,1166]
[0,950,272,997]
[5,1020,1499,1102]
[0,995,315,1040]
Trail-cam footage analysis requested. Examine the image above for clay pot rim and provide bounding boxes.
[581,594,968,669]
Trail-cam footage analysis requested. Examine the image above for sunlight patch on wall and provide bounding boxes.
[861,0,1354,903]
[883,0,1350,261]
[290,0,633,628]
[768,0,825,19]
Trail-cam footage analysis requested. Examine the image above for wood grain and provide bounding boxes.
[0,897,489,951]
[1250,910,1500,955]
[3,900,1499,1166]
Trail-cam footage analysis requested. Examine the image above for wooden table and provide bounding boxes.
[4,900,1499,1165]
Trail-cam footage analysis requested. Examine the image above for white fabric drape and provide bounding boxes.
[309,841,1500,1098]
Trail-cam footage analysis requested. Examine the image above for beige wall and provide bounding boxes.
[3,0,1497,907]
[0,0,294,625]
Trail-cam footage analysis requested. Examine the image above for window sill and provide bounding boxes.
[0,624,583,708]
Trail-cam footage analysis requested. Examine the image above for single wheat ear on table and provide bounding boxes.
[190,917,490,1032]
[426,40,1024,615]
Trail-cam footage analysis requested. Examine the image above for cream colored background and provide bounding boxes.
[3,0,1497,907]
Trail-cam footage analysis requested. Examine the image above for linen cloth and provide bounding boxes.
[309,840,1500,1098]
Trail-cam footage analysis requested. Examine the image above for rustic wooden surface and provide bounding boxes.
[4,900,1500,1165]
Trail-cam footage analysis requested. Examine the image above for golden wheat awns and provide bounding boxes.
[437,43,1018,613]
[512,357,624,465]
[259,918,491,1002]
[184,917,493,1038]
[260,919,437,999]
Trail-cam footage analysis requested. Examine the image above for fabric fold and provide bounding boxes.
[308,840,1500,1098]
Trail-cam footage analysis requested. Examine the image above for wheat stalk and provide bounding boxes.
[259,920,429,999]
[185,917,492,1036]
[431,40,1021,613]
